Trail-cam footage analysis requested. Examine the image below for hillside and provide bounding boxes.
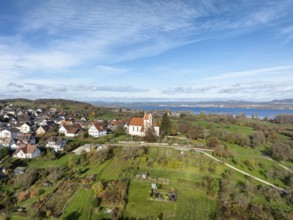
[0,98,92,108]
[0,109,292,219]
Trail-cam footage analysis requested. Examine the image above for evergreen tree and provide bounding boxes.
[160,112,171,135]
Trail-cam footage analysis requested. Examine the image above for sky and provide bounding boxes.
[1,0,293,102]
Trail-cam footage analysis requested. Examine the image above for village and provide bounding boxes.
[0,102,164,164]
[0,100,292,219]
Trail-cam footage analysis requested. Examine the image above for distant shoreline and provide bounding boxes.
[92,103,293,119]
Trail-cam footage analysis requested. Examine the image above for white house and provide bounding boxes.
[46,136,67,152]
[128,113,160,137]
[0,129,11,138]
[36,126,47,136]
[59,125,81,137]
[13,144,40,159]
[88,123,107,138]
[0,137,15,148]
[19,123,31,134]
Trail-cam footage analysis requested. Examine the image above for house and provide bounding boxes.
[17,113,30,125]
[128,113,160,136]
[46,136,67,152]
[19,123,31,134]
[13,144,40,159]
[88,123,107,138]
[60,120,73,126]
[79,121,91,129]
[108,119,130,131]
[59,124,82,137]
[36,125,55,136]
[36,126,47,135]
[35,112,49,126]
[0,129,11,138]
[16,133,36,145]
[50,108,57,113]
[0,137,15,148]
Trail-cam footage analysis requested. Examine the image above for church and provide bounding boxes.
[128,113,160,137]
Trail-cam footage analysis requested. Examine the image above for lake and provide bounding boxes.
[122,105,293,119]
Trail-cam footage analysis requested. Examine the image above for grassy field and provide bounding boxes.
[99,158,131,180]
[29,154,70,168]
[61,147,223,219]
[61,187,94,220]
[8,143,293,219]
[124,180,177,219]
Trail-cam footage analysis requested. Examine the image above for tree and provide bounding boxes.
[270,142,293,162]
[0,147,9,160]
[92,181,104,196]
[144,127,157,142]
[207,138,220,148]
[187,126,203,140]
[114,124,125,136]
[202,176,218,196]
[46,148,57,160]
[160,112,171,136]
[14,168,39,190]
[251,131,266,148]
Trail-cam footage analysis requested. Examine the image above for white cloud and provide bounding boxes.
[204,66,293,80]
[1,0,292,100]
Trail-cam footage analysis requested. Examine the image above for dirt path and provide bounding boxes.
[198,151,287,193]
[262,156,293,173]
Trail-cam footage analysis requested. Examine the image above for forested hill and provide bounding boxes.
[0,98,90,107]
[0,98,102,116]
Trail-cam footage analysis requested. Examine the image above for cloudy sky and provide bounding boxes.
[1,0,293,101]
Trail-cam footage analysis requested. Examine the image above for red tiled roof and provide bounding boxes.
[144,113,151,120]
[129,118,144,126]
[111,119,130,125]
[13,144,38,155]
[61,120,73,126]
[63,125,81,134]
[93,123,105,131]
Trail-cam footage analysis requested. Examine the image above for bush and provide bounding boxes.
[92,197,101,207]
[38,188,45,196]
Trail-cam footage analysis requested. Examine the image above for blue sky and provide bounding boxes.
[1,0,293,101]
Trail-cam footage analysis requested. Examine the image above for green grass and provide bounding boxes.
[84,159,112,176]
[124,179,216,219]
[206,148,288,188]
[194,120,254,135]
[99,158,131,180]
[10,214,31,220]
[61,187,94,220]
[175,182,216,220]
[29,154,70,168]
[227,143,262,156]
[124,180,176,219]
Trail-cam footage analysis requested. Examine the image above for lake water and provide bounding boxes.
[124,105,293,119]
